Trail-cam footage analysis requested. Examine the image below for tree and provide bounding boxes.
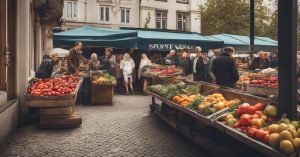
[201,0,270,36]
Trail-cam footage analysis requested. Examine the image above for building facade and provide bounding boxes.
[62,0,202,33]
[0,0,63,146]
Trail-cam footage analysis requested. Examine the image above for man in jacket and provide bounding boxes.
[36,52,58,78]
[68,41,82,74]
[213,47,239,88]
[193,46,202,81]
[164,50,179,65]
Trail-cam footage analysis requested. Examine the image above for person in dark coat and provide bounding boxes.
[36,52,58,78]
[193,47,202,81]
[179,51,193,75]
[269,52,278,68]
[164,50,179,65]
[67,41,82,74]
[250,51,267,70]
[198,51,211,82]
[213,47,239,88]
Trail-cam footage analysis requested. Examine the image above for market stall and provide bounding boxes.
[147,81,299,157]
[24,75,83,128]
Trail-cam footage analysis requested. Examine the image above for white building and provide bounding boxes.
[62,0,203,33]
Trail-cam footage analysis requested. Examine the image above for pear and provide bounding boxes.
[280,140,295,155]
[291,121,300,129]
[293,138,300,151]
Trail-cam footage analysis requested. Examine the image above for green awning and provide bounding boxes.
[209,33,278,52]
[135,30,224,51]
[53,26,138,48]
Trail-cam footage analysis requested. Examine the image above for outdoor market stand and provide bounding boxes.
[147,81,298,157]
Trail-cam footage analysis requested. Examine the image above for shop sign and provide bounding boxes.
[148,44,194,50]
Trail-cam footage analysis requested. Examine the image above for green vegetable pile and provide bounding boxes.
[148,82,199,100]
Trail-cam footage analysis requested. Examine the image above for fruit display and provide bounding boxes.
[249,76,278,88]
[91,73,117,85]
[172,94,204,107]
[148,82,199,100]
[27,75,79,96]
[172,92,241,116]
[237,75,250,85]
[266,115,300,155]
[196,94,241,116]
[143,64,182,78]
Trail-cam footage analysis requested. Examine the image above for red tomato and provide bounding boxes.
[240,114,252,126]
[233,121,240,128]
[253,103,265,111]
[255,129,266,140]
[247,128,257,138]
[237,103,251,115]
[251,114,259,120]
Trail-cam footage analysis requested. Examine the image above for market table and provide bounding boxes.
[147,81,299,157]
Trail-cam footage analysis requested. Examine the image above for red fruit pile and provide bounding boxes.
[27,75,79,96]
[249,77,278,88]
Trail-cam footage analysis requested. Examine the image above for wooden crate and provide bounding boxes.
[24,78,83,108]
[39,112,82,127]
[91,84,114,105]
[39,107,73,116]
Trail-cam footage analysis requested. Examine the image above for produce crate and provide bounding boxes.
[39,112,82,129]
[246,85,278,98]
[213,114,298,157]
[91,84,114,105]
[24,78,83,108]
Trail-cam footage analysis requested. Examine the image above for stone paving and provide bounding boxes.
[0,95,213,157]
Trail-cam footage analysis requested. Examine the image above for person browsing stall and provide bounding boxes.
[67,41,82,74]
[198,51,211,82]
[164,50,179,65]
[138,53,152,94]
[213,47,239,88]
[120,53,135,95]
[36,51,59,78]
[193,46,202,81]
[89,53,100,71]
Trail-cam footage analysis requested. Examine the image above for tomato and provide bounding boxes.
[247,128,257,138]
[240,114,252,126]
[251,114,259,119]
[237,103,251,115]
[253,103,265,111]
[255,129,266,140]
[260,115,267,122]
[233,121,240,128]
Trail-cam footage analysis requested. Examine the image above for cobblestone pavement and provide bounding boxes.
[0,95,213,157]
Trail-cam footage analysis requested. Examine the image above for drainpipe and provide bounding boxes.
[84,0,87,22]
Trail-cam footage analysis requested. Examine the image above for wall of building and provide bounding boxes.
[62,0,140,30]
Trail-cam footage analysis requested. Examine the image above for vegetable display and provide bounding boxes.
[143,64,182,78]
[27,75,79,96]
[249,77,278,88]
[148,82,199,100]
[91,73,117,85]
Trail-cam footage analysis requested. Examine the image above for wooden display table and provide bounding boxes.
[91,83,115,105]
[24,78,83,129]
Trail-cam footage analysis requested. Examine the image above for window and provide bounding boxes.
[177,12,189,31]
[121,8,130,23]
[176,0,188,3]
[66,1,78,19]
[99,6,110,22]
[156,11,167,29]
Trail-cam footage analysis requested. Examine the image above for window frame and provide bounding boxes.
[120,8,130,24]
[177,12,189,31]
[155,10,168,29]
[176,0,189,4]
[66,1,78,20]
[99,6,111,23]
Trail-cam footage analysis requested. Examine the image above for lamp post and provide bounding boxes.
[250,0,254,53]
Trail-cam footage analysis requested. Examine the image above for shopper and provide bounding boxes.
[36,51,58,78]
[179,51,193,76]
[270,52,278,68]
[101,48,117,74]
[198,51,211,82]
[208,50,221,83]
[115,53,123,92]
[164,50,179,65]
[67,41,82,74]
[250,51,267,70]
[152,52,163,64]
[120,53,135,95]
[138,53,152,94]
[213,47,239,88]
[263,52,270,68]
[192,46,202,81]
[88,53,100,71]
